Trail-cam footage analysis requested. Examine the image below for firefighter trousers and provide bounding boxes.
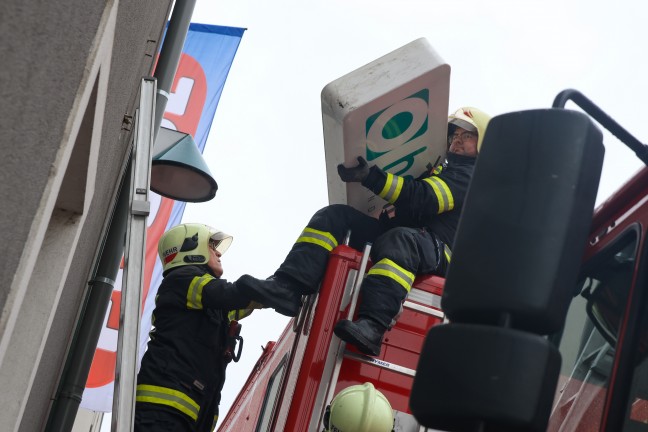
[277,204,443,328]
[134,404,194,432]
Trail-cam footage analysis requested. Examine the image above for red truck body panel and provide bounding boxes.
[219,245,444,431]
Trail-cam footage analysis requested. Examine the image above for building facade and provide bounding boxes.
[0,1,173,430]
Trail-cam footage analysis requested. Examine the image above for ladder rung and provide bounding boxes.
[343,350,416,377]
[403,300,444,319]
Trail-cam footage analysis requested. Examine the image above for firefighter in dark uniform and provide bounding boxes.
[135,223,262,431]
[237,107,491,356]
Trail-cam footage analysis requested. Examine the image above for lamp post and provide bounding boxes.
[111,77,156,432]
[112,88,218,432]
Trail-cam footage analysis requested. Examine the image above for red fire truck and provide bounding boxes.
[219,242,444,431]
[217,90,648,432]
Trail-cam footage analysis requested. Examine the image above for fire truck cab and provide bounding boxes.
[544,93,648,432]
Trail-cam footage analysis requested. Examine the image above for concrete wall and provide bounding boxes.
[0,0,173,430]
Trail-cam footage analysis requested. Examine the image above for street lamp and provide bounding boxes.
[150,126,217,202]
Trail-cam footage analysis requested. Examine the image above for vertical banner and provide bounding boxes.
[80,23,246,412]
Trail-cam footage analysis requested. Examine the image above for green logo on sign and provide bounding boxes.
[365,89,429,162]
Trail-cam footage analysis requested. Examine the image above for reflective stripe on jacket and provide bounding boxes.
[362,152,476,248]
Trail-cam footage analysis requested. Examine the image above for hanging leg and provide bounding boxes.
[334,227,441,355]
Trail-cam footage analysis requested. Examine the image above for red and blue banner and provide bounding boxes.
[81,23,245,412]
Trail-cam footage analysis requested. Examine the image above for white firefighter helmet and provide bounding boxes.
[157,223,233,274]
[324,382,394,432]
[447,106,492,152]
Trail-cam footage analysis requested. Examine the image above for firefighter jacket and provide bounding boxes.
[136,264,251,431]
[361,152,476,248]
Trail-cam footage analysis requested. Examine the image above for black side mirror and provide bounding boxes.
[411,109,604,431]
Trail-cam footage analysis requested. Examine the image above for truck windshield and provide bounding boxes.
[548,232,638,431]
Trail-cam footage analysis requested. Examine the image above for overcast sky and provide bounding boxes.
[106,0,648,428]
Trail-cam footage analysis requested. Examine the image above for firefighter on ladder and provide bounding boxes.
[238,107,492,356]
[135,223,263,431]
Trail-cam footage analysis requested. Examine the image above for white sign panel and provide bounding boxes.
[322,38,450,217]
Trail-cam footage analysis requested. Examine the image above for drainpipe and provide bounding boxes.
[153,0,197,140]
[45,1,197,430]
[45,168,131,432]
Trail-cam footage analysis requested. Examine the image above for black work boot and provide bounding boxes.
[236,274,303,317]
[333,317,386,356]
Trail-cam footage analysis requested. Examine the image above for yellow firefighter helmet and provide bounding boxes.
[323,382,394,432]
[448,106,492,152]
[157,223,233,275]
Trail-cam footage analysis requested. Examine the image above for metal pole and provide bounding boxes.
[111,77,156,431]
[153,0,197,141]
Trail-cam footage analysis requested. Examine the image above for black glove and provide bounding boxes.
[379,207,396,230]
[337,156,370,183]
